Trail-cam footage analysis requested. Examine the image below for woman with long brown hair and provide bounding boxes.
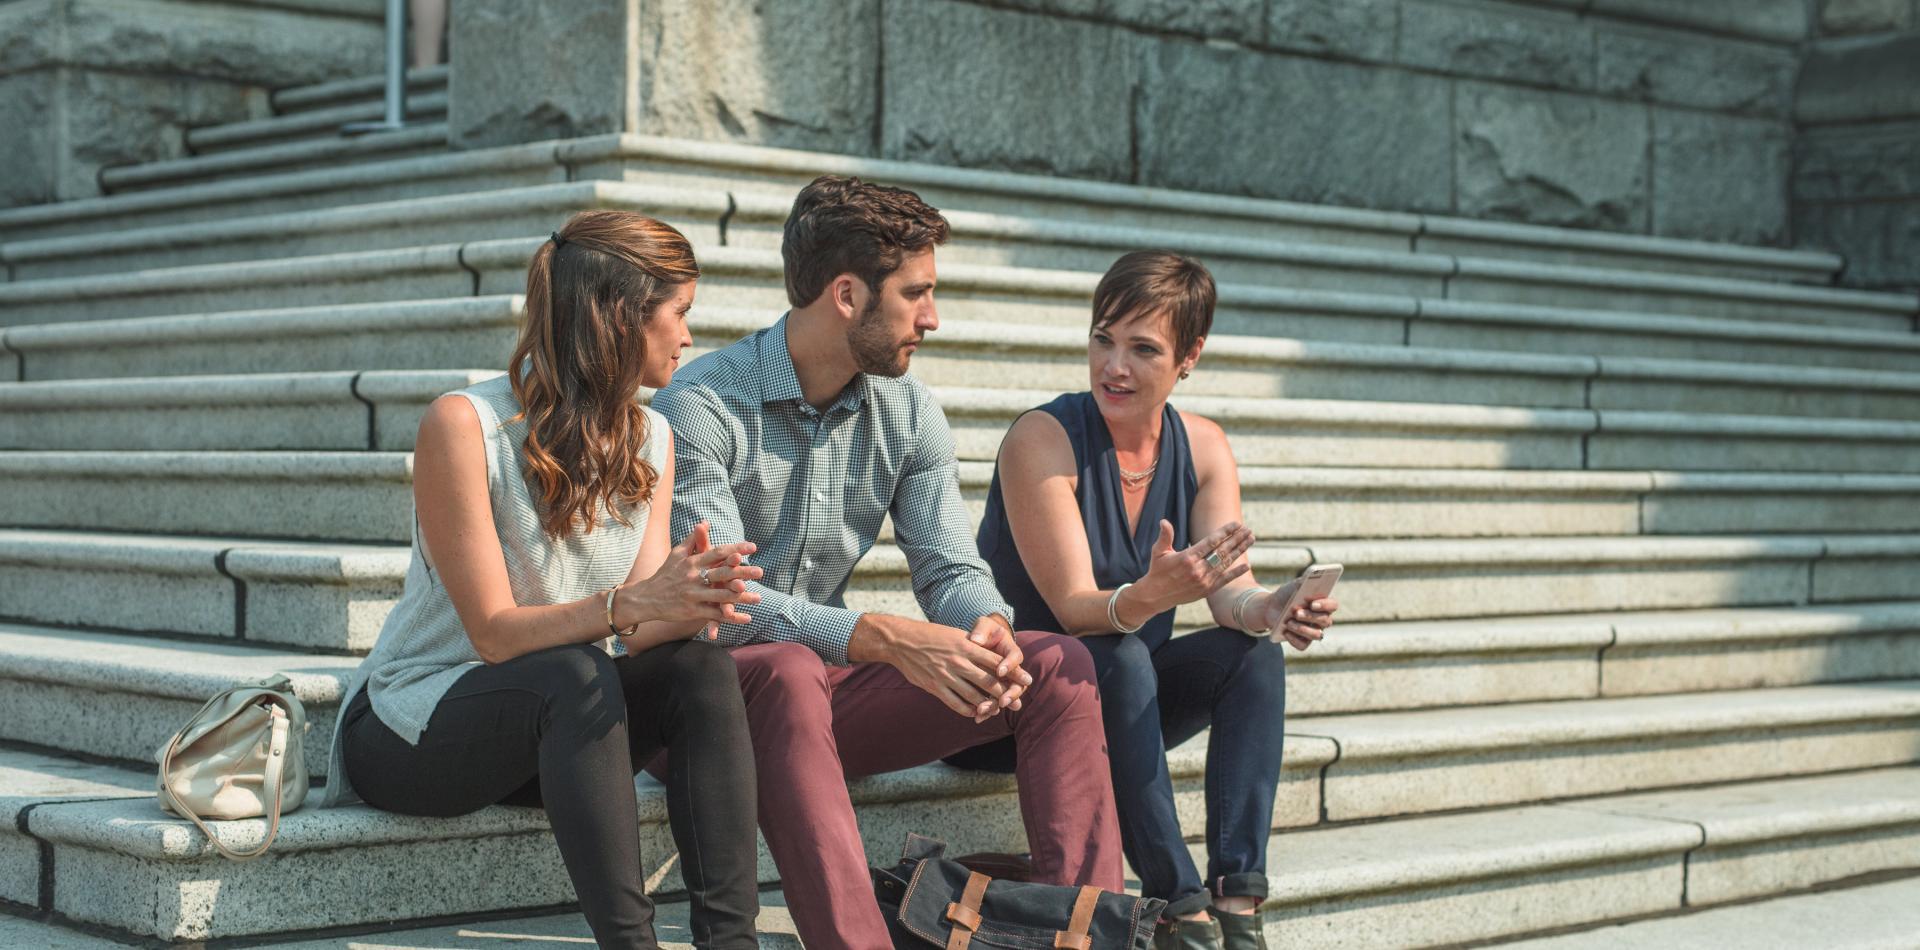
[323,211,764,948]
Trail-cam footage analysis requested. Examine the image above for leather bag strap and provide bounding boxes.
[160,701,291,863]
[1053,885,1102,949]
[944,871,991,950]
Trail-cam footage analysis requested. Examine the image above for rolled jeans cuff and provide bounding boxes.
[1210,872,1268,901]
[1163,888,1214,919]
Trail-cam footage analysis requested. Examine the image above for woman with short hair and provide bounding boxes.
[325,211,764,948]
[950,250,1339,950]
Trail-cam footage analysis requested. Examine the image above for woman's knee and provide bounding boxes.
[1085,633,1157,708]
[1227,637,1288,708]
[658,641,746,710]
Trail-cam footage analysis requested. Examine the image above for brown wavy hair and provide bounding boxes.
[508,210,700,540]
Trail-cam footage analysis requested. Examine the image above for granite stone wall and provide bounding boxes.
[455,0,1817,249]
[1793,0,1920,290]
[0,0,383,208]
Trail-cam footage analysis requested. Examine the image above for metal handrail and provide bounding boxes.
[342,0,407,135]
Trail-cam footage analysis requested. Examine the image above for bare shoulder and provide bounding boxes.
[1001,409,1076,478]
[419,393,483,446]
[1178,410,1239,480]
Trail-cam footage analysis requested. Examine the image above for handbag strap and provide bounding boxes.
[159,701,291,863]
[943,871,991,950]
[1052,886,1101,949]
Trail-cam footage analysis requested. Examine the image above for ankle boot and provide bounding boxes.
[1154,916,1224,950]
[1214,910,1267,950]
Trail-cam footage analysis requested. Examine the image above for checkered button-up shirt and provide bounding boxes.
[652,315,1014,665]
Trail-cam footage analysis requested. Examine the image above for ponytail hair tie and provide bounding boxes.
[550,231,566,249]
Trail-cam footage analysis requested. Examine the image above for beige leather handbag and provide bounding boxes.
[155,674,309,862]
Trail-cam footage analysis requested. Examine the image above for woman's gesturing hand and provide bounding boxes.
[1132,519,1254,614]
[615,521,763,638]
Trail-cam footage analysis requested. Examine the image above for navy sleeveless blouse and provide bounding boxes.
[978,392,1199,646]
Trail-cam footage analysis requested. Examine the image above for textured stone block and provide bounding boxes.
[1601,606,1920,696]
[636,0,878,157]
[1596,26,1796,116]
[0,0,379,83]
[1798,33,1920,124]
[1793,197,1920,291]
[1106,0,1264,39]
[1587,0,1811,44]
[1651,110,1791,244]
[1138,43,1453,213]
[1820,0,1913,34]
[1455,83,1651,232]
[1398,0,1592,89]
[1795,121,1920,202]
[449,0,636,148]
[881,1,1136,183]
[1263,0,1397,61]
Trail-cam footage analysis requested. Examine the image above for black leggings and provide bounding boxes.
[341,640,759,948]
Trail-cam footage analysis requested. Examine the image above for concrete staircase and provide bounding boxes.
[2,69,1919,947]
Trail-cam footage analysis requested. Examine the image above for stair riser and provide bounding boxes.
[1602,633,1920,697]
[8,212,721,283]
[184,95,449,155]
[1447,274,1911,334]
[2,163,568,245]
[1590,436,1920,475]
[0,403,376,451]
[1411,321,1920,375]
[1682,824,1920,906]
[0,271,474,328]
[11,324,520,383]
[1320,723,1920,822]
[0,558,398,652]
[0,473,412,542]
[0,680,336,781]
[103,137,452,196]
[1263,855,1683,950]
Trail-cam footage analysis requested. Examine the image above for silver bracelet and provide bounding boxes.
[1231,587,1266,636]
[1107,582,1145,634]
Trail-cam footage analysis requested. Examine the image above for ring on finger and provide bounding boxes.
[1204,551,1223,570]
[699,567,713,586]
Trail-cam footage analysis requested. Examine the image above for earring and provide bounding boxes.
[1179,370,1190,380]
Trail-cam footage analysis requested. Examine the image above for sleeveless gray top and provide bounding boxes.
[322,374,669,806]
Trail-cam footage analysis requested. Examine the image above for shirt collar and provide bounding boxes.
[756,313,868,414]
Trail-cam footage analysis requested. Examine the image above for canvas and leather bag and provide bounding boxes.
[155,674,309,862]
[873,834,1165,949]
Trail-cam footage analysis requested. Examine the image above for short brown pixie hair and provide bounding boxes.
[782,175,951,308]
[1091,250,1217,361]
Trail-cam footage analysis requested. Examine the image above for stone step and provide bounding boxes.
[9,448,1920,546]
[569,134,1849,286]
[1291,681,1920,822]
[860,534,1920,626]
[0,132,1843,287]
[0,143,570,245]
[1499,874,1920,949]
[268,63,450,115]
[8,372,1920,475]
[1248,767,1920,948]
[8,521,1919,650]
[4,191,1904,333]
[99,123,451,195]
[5,681,1917,944]
[183,91,450,156]
[10,296,1920,409]
[12,301,1920,421]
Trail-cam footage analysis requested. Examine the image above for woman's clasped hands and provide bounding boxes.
[611,521,763,642]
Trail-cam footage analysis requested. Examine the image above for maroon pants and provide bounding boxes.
[726,631,1123,949]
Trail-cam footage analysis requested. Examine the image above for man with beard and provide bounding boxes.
[651,176,1123,946]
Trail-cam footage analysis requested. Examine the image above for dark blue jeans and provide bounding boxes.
[947,627,1287,917]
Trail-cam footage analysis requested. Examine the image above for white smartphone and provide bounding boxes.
[1268,563,1342,644]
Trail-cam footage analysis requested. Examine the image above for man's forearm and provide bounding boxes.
[846,612,900,665]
